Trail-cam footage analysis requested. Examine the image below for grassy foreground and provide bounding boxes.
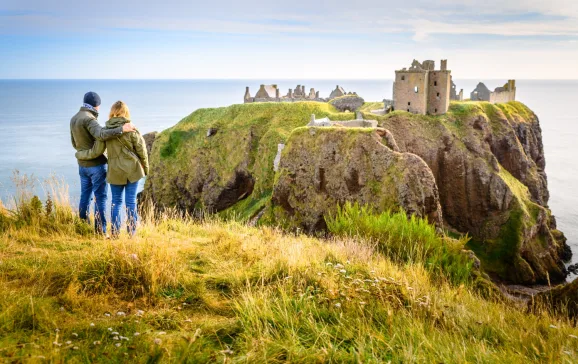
[2,188,578,362]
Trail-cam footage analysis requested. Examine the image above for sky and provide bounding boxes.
[0,0,577,79]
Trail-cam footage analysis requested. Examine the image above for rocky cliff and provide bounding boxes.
[271,127,442,232]
[142,103,355,218]
[365,102,568,284]
[143,101,569,285]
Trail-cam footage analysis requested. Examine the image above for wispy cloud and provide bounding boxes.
[1,0,577,79]
[2,0,578,39]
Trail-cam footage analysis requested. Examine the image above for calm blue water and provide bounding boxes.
[1,79,577,266]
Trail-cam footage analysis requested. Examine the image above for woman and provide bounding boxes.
[76,101,149,237]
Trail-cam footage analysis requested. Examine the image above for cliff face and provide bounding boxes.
[143,101,569,285]
[142,103,355,218]
[272,127,442,232]
[371,102,567,284]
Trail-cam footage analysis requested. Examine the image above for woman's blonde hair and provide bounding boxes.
[109,100,131,120]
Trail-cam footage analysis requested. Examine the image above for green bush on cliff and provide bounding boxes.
[325,202,473,285]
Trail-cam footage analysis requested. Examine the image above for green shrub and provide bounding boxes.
[325,202,473,284]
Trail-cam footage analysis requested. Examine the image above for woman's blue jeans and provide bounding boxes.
[79,165,108,234]
[110,180,140,237]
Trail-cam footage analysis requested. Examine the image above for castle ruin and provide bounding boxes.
[450,78,464,101]
[489,80,516,103]
[393,59,451,115]
[470,80,516,103]
[470,82,491,101]
[308,112,378,128]
[244,84,355,103]
[243,61,517,112]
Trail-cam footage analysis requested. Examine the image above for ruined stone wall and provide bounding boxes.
[450,79,464,101]
[470,83,491,101]
[255,85,277,99]
[393,71,428,114]
[427,71,451,115]
[280,97,327,103]
[489,81,516,104]
[254,97,280,102]
[489,90,516,104]
[245,84,347,104]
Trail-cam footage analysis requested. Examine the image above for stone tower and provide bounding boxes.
[393,59,452,115]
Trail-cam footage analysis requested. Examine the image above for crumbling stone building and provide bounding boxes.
[450,78,464,101]
[329,85,346,99]
[470,80,516,103]
[470,82,491,101]
[393,59,451,115]
[248,84,280,102]
[489,80,516,103]
[244,84,353,103]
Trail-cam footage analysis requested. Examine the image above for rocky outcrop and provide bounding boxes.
[142,132,158,156]
[142,102,358,216]
[329,95,365,112]
[532,279,578,318]
[272,127,442,232]
[145,129,256,213]
[144,100,568,285]
[372,102,568,284]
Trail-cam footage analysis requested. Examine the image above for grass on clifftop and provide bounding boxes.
[148,100,530,222]
[2,178,578,362]
[148,102,355,220]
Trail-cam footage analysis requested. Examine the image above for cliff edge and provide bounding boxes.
[142,101,569,285]
[365,101,568,284]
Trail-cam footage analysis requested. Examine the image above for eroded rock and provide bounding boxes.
[532,279,578,318]
[142,103,354,216]
[377,102,568,284]
[272,127,442,232]
[142,132,158,156]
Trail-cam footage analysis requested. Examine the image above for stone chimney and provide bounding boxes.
[244,86,251,103]
[440,59,448,71]
[508,80,516,90]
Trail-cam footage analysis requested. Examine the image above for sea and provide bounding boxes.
[1,79,577,267]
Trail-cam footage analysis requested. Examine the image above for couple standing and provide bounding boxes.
[70,91,149,238]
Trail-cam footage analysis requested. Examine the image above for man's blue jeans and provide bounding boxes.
[110,181,140,237]
[78,164,108,234]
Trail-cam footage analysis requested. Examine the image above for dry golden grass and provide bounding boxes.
[1,175,577,362]
[1,212,578,362]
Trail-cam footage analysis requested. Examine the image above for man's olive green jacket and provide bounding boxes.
[70,107,123,167]
[76,117,149,185]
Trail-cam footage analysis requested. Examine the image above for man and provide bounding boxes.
[70,91,135,234]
